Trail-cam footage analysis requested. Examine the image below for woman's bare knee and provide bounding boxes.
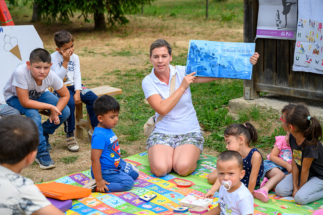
[151,163,172,177]
[174,162,196,177]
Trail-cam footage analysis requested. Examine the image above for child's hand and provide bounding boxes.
[49,106,62,124]
[62,48,71,63]
[204,189,215,199]
[286,164,292,173]
[74,91,81,105]
[97,179,110,193]
[250,52,260,65]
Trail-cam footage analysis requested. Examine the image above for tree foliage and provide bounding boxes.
[6,0,154,29]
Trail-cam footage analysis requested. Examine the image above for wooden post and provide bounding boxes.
[206,0,209,20]
[75,103,83,139]
[243,0,259,100]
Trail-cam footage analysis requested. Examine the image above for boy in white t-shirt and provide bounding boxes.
[203,151,254,215]
[0,115,64,215]
[3,48,70,169]
[51,30,98,152]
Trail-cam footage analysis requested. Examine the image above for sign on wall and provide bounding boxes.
[0,25,43,103]
[293,0,323,74]
[256,0,298,40]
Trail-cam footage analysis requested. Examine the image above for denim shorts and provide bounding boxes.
[263,160,289,176]
[146,132,204,153]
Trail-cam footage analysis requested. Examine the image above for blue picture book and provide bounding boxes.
[186,40,255,80]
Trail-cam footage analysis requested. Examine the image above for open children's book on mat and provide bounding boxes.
[41,152,322,215]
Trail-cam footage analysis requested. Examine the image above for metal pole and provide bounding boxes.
[206,0,208,19]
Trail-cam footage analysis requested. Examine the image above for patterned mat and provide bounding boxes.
[50,152,323,215]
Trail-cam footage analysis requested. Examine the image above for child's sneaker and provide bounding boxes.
[66,136,79,152]
[35,154,56,170]
[253,188,269,203]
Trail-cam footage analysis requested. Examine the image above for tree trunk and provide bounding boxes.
[94,9,106,30]
[31,2,41,22]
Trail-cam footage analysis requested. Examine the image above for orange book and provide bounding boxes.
[36,182,91,200]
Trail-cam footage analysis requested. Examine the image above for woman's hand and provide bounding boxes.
[179,72,196,91]
[250,52,260,65]
[292,186,299,198]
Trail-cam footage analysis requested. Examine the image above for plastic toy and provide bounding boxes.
[173,206,189,213]
[139,194,157,202]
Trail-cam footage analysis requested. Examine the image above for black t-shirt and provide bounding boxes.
[290,134,323,180]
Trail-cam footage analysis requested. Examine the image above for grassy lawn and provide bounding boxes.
[7,0,291,182]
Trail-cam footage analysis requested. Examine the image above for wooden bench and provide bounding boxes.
[39,86,122,143]
[75,86,122,142]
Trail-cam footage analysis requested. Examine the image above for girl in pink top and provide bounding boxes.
[253,133,292,202]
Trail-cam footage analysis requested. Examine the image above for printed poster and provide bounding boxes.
[293,0,323,74]
[186,40,255,80]
[0,25,43,103]
[256,0,298,40]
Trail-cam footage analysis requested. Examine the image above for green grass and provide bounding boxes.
[60,155,79,164]
[135,0,243,23]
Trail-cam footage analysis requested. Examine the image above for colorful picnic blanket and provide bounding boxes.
[51,152,323,215]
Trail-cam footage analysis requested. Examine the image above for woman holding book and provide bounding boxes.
[142,39,259,177]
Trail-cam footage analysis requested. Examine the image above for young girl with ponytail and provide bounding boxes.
[205,122,264,197]
[275,104,323,205]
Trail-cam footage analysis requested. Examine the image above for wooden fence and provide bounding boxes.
[243,0,323,100]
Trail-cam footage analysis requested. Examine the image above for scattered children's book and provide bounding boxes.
[36,182,91,200]
[179,195,213,208]
[139,194,157,202]
[190,207,209,214]
[186,40,255,80]
[47,198,72,212]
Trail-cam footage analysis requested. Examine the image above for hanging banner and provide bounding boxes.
[256,0,297,40]
[0,25,43,103]
[293,0,323,74]
[186,40,255,80]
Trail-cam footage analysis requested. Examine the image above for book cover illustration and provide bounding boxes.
[186,40,255,80]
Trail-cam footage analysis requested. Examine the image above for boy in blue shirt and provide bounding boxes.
[90,95,139,192]
[51,30,98,152]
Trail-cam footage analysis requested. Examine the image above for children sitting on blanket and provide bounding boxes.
[253,133,292,202]
[89,95,139,192]
[203,151,254,215]
[205,122,264,197]
[51,30,99,152]
[275,104,323,205]
[4,48,70,170]
[0,115,64,215]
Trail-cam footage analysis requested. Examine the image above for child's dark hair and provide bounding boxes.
[29,48,51,64]
[93,95,120,117]
[0,115,39,165]
[217,150,243,170]
[54,30,74,48]
[224,122,258,145]
[282,104,322,147]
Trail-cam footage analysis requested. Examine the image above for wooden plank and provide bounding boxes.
[75,102,83,139]
[243,0,259,99]
[263,39,276,85]
[289,41,303,88]
[303,73,316,91]
[255,39,264,84]
[91,86,122,97]
[276,40,289,87]
[256,83,323,100]
[317,74,323,92]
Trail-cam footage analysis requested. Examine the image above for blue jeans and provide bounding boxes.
[6,92,70,158]
[91,159,139,192]
[58,85,98,133]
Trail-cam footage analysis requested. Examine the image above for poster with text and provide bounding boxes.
[0,25,43,103]
[186,40,255,80]
[293,0,323,74]
[256,0,297,40]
